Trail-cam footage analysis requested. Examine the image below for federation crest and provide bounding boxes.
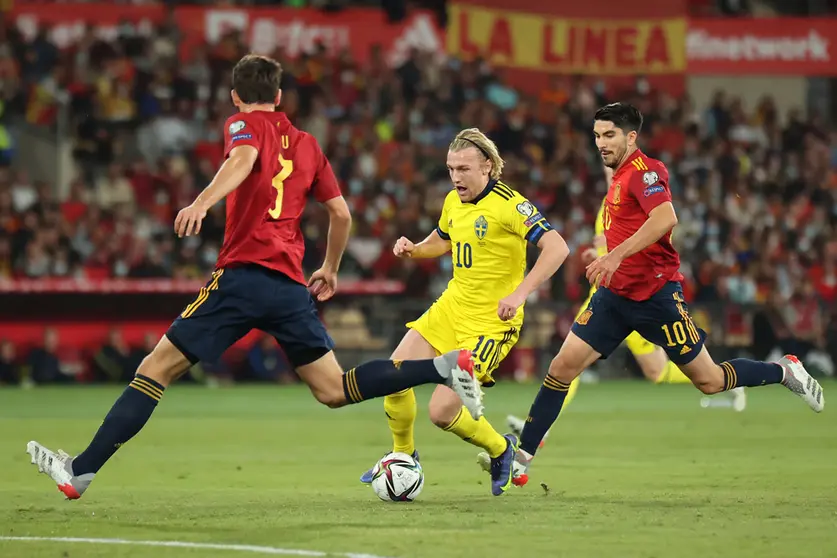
[576,309,593,325]
[474,215,488,240]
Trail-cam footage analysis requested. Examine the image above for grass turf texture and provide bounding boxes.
[1,382,835,558]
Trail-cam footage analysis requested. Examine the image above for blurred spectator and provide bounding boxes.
[247,336,295,383]
[0,339,19,385]
[28,327,86,384]
[92,328,133,383]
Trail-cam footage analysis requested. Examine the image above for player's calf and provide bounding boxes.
[428,385,463,428]
[680,347,784,395]
[518,332,600,459]
[297,349,483,418]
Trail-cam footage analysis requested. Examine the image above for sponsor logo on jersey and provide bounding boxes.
[474,215,488,240]
[229,121,246,134]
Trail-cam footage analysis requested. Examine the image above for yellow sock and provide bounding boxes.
[443,407,507,458]
[659,361,692,384]
[564,375,581,406]
[384,389,417,454]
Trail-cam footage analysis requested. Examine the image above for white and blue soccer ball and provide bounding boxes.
[371,452,424,502]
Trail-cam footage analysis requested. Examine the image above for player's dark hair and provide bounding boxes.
[232,54,283,105]
[594,103,643,134]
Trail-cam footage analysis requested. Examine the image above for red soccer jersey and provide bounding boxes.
[603,149,684,301]
[215,111,342,284]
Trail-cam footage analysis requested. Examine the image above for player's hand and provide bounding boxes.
[393,237,415,258]
[581,247,598,266]
[308,267,337,302]
[585,252,623,288]
[498,292,525,321]
[174,203,207,238]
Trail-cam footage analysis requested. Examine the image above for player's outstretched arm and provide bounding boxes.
[174,145,259,237]
[395,229,451,259]
[608,202,677,261]
[309,195,352,302]
[586,202,678,287]
[498,230,569,321]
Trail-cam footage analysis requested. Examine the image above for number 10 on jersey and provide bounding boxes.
[455,242,472,268]
[269,155,293,219]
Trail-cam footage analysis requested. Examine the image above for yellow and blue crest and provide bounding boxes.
[474,215,488,240]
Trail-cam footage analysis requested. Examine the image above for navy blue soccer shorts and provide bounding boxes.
[571,281,706,366]
[166,265,335,367]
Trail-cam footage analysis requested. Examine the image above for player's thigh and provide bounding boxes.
[677,346,725,394]
[459,326,519,387]
[390,328,440,361]
[570,286,632,363]
[295,351,346,407]
[138,334,192,387]
[548,330,603,383]
[405,299,459,355]
[630,282,707,368]
[166,268,254,371]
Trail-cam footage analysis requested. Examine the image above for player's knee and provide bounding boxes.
[427,392,462,428]
[137,340,190,386]
[687,365,725,395]
[314,387,347,409]
[547,354,580,383]
[693,376,724,395]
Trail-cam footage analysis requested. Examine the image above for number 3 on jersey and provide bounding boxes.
[269,155,293,219]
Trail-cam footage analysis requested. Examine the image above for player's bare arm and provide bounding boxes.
[394,229,451,259]
[586,202,678,288]
[498,230,568,321]
[582,235,606,265]
[175,145,259,238]
[309,195,352,302]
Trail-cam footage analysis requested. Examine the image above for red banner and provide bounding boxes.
[10,4,444,66]
[11,4,166,48]
[687,18,837,76]
[0,278,405,295]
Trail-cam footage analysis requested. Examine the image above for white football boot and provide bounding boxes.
[26,441,94,500]
[437,349,484,419]
[778,355,824,412]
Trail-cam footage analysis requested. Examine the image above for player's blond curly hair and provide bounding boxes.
[449,128,505,180]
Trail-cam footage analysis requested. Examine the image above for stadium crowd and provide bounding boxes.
[0,11,836,384]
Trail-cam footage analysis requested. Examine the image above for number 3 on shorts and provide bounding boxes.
[269,155,293,219]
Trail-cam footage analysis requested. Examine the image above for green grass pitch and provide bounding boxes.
[1,382,835,558]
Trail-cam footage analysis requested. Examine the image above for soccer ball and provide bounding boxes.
[370,452,424,502]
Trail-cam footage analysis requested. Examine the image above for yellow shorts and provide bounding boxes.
[407,300,519,387]
[577,287,656,357]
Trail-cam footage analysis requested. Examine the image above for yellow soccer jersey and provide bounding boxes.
[435,180,553,328]
[594,198,607,257]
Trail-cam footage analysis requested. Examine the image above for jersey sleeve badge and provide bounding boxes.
[516,201,535,217]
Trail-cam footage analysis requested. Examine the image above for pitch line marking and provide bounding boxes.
[0,536,393,558]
